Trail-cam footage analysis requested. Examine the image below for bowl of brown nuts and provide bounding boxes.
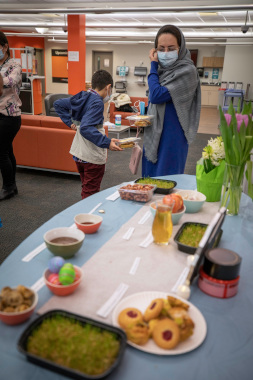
[0,285,38,325]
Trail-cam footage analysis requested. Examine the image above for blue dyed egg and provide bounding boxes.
[48,256,65,273]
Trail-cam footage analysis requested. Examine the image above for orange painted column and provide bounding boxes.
[67,15,86,95]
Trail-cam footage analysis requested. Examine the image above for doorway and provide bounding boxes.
[92,51,113,76]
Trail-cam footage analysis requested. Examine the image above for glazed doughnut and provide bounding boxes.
[144,298,164,322]
[152,318,180,349]
[118,307,143,329]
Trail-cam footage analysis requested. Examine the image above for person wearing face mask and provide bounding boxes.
[0,31,22,201]
[54,69,123,199]
[142,25,201,177]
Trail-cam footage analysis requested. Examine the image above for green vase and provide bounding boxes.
[220,162,245,215]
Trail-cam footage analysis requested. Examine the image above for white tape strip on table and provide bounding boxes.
[22,203,103,262]
[122,227,135,240]
[139,231,154,248]
[129,257,141,275]
[88,202,102,214]
[106,191,120,201]
[31,276,45,292]
[22,243,46,262]
[138,210,152,225]
[171,267,190,293]
[96,283,129,318]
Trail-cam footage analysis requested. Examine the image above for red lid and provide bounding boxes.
[199,267,240,285]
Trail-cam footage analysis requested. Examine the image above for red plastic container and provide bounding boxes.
[198,266,239,299]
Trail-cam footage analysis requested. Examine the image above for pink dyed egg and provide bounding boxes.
[48,273,60,285]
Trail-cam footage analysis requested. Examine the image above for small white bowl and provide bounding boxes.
[150,202,186,225]
[177,190,206,213]
[74,214,103,234]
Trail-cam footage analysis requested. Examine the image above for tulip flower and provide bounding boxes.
[219,100,253,213]
[224,113,232,126]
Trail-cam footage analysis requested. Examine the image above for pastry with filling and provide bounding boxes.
[168,307,195,342]
[152,318,180,349]
[119,141,135,149]
[118,307,143,329]
[125,322,149,345]
[144,298,164,322]
[167,295,189,310]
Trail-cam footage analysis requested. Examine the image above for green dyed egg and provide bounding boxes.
[59,263,75,285]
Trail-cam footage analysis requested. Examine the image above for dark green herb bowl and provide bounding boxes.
[134,177,177,194]
[17,309,127,380]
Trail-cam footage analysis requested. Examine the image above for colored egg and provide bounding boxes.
[74,267,81,281]
[48,273,60,285]
[59,263,75,285]
[48,256,65,273]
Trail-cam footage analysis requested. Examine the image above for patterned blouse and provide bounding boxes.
[0,58,22,117]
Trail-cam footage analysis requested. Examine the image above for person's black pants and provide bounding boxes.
[0,114,21,190]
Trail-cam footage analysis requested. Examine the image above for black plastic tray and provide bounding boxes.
[17,309,127,380]
[134,178,177,194]
[174,222,223,255]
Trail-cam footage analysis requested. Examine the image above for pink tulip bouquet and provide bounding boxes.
[219,100,253,214]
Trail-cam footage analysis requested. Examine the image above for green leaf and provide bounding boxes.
[242,100,252,115]
[228,101,235,115]
[232,135,240,165]
[237,98,241,114]
[239,122,246,151]
[245,160,253,200]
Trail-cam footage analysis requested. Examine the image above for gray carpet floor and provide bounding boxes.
[0,131,216,264]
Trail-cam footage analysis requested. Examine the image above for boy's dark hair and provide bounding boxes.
[0,31,10,57]
[92,69,113,91]
[155,25,181,49]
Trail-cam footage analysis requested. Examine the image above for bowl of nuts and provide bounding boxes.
[0,285,38,325]
[117,183,156,202]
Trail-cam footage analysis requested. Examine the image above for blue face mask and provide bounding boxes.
[0,48,5,60]
[157,50,178,68]
[103,88,112,104]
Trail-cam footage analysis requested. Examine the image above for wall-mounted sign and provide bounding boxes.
[212,68,219,80]
[119,66,127,76]
[52,49,68,83]
[104,59,110,68]
[68,51,79,62]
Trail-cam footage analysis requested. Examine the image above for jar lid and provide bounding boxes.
[203,248,241,281]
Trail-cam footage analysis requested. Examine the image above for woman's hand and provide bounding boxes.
[109,138,123,151]
[70,123,77,131]
[149,48,158,62]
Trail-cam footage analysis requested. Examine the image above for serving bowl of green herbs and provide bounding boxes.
[134,177,177,194]
[18,310,127,379]
[174,222,223,254]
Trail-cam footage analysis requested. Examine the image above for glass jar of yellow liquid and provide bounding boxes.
[152,201,174,245]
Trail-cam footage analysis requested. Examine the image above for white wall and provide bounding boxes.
[189,45,225,83]
[44,41,253,101]
[222,41,253,100]
[85,44,151,97]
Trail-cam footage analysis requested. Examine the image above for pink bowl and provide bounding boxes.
[43,265,83,296]
[74,214,103,234]
[0,288,38,325]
